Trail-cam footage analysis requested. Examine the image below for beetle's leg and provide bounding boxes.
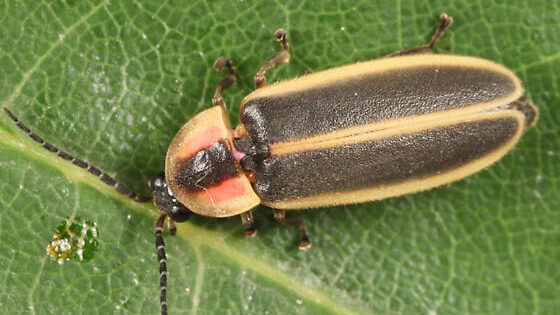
[387,13,453,57]
[293,212,312,250]
[272,208,286,222]
[2,106,151,202]
[254,29,290,89]
[212,57,237,109]
[427,13,454,50]
[168,219,177,236]
[273,209,312,250]
[155,215,169,315]
[241,210,257,237]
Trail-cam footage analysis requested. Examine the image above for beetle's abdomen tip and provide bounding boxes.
[511,97,539,129]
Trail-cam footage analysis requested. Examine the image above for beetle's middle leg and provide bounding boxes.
[273,209,312,250]
[254,29,290,89]
[387,13,453,57]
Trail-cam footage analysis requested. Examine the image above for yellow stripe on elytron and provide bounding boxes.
[241,54,523,106]
[271,105,524,155]
[262,111,526,210]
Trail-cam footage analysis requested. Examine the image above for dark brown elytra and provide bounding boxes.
[254,118,520,202]
[241,65,517,143]
[3,13,464,315]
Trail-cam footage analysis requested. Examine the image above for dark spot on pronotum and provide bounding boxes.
[174,140,239,192]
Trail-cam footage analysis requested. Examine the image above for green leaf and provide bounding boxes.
[1,1,559,314]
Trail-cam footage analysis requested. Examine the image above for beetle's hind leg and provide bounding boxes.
[273,209,312,250]
[427,13,454,50]
[254,29,290,89]
[387,13,453,57]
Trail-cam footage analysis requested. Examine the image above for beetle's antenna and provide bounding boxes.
[155,215,168,315]
[212,57,237,109]
[2,106,151,202]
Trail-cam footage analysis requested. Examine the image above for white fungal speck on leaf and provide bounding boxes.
[46,217,99,264]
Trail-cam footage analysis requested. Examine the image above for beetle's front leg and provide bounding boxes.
[254,29,290,89]
[240,210,257,237]
[212,57,237,109]
[168,219,177,236]
[273,209,312,250]
[387,13,453,57]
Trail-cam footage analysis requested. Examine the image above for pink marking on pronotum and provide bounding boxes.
[178,126,223,159]
[201,177,247,204]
